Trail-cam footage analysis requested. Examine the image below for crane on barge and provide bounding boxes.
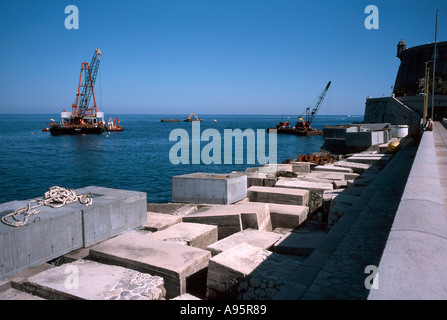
[47,49,122,135]
[269,81,331,136]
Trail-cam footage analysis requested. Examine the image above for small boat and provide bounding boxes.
[42,127,50,132]
[107,117,123,132]
[161,118,180,122]
[184,113,203,122]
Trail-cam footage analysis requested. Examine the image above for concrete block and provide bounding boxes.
[274,178,333,192]
[267,203,309,229]
[261,164,293,174]
[206,242,303,299]
[273,232,326,256]
[290,162,311,173]
[247,186,309,206]
[147,222,217,249]
[333,161,372,174]
[313,165,353,173]
[143,212,182,232]
[22,259,166,300]
[206,228,283,256]
[274,178,333,215]
[72,186,147,247]
[346,155,391,165]
[147,203,198,216]
[89,232,211,299]
[0,287,45,300]
[0,200,83,281]
[172,172,247,204]
[171,293,201,300]
[182,202,272,239]
[206,242,272,299]
[246,172,266,187]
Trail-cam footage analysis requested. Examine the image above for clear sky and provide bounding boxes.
[0,0,445,115]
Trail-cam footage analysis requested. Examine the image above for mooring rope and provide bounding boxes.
[1,186,93,227]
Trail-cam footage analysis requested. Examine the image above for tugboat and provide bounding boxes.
[46,49,121,135]
[107,117,123,131]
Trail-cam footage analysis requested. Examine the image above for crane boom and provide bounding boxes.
[306,81,331,125]
[72,48,102,117]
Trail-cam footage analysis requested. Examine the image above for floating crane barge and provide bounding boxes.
[268,81,331,136]
[47,49,121,135]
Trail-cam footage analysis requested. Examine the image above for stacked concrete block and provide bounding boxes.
[172,172,247,204]
[206,242,303,300]
[89,232,211,299]
[21,259,165,300]
[147,203,198,216]
[267,203,309,229]
[206,242,272,299]
[289,162,311,173]
[206,228,283,256]
[147,222,217,249]
[333,161,372,174]
[143,212,182,232]
[71,186,147,247]
[182,202,272,240]
[274,178,333,216]
[313,165,353,173]
[247,186,309,206]
[246,172,276,187]
[0,200,83,280]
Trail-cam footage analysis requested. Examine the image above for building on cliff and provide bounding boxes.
[364,38,447,135]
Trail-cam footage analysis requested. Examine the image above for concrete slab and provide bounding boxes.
[89,232,210,299]
[72,186,148,247]
[313,165,353,173]
[274,178,333,192]
[147,203,198,216]
[0,200,83,281]
[171,293,201,300]
[274,178,333,215]
[182,202,272,239]
[206,242,303,299]
[22,259,165,300]
[0,287,45,300]
[290,162,311,173]
[172,172,247,204]
[247,186,309,206]
[346,156,391,165]
[267,203,309,229]
[206,228,283,256]
[261,164,294,174]
[206,242,272,299]
[147,222,217,249]
[273,232,326,256]
[143,212,182,232]
[333,161,372,174]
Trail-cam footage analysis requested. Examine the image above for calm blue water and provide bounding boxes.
[0,114,362,203]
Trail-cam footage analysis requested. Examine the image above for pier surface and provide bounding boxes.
[1,122,447,300]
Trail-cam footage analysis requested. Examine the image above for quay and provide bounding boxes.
[1,38,447,300]
[1,120,447,300]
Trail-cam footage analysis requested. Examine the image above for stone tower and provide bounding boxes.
[397,38,407,57]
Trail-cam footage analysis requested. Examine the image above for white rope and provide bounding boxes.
[1,186,92,227]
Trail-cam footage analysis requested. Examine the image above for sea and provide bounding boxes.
[0,114,363,204]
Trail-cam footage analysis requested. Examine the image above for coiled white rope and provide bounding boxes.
[1,186,93,227]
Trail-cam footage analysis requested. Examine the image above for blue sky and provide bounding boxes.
[0,0,445,115]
